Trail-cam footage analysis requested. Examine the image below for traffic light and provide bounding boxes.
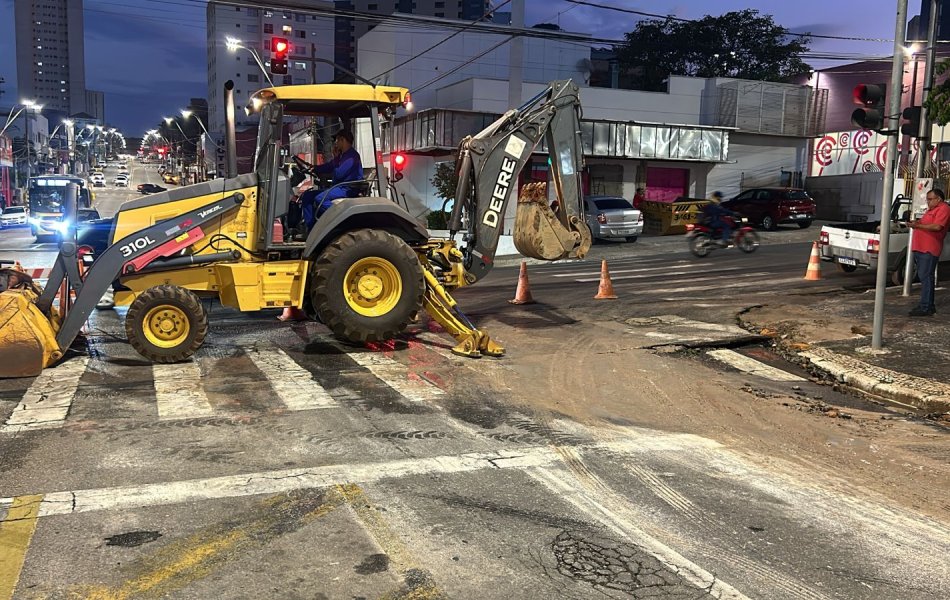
[851,83,886,130]
[391,152,407,181]
[901,106,923,137]
[270,37,289,75]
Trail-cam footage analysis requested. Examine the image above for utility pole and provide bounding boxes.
[24,110,31,183]
[872,0,909,350]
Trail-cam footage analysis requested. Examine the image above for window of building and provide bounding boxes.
[235,5,240,10]
[264,23,273,33]
[282,24,292,33]
[247,8,259,16]
[368,3,378,9]
[295,14,306,22]
[283,11,291,19]
[295,62,307,70]
[435,1,444,7]
[296,30,305,38]
[435,12,444,17]
[283,75,293,85]
[248,74,259,83]
[235,23,240,28]
[247,57,256,66]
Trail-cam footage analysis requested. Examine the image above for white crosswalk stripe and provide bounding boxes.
[245,345,337,410]
[340,342,445,402]
[152,362,216,420]
[1,357,89,432]
[707,349,806,382]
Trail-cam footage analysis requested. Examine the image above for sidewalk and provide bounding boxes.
[740,279,950,413]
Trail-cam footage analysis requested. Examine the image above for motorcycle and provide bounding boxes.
[686,215,760,257]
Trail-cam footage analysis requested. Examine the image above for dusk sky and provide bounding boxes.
[0,0,906,137]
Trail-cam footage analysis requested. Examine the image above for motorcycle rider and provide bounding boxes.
[702,191,739,246]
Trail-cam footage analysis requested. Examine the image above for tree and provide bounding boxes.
[427,160,459,229]
[617,10,812,91]
[924,61,950,125]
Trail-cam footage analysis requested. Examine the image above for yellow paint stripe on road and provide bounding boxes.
[0,494,43,600]
[337,484,443,600]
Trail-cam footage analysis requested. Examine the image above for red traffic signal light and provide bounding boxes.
[393,152,407,172]
[851,83,886,131]
[272,37,289,56]
[271,37,289,75]
[157,147,167,155]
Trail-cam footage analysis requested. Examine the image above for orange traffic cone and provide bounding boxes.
[508,261,535,305]
[594,259,618,299]
[804,242,822,281]
[278,306,309,321]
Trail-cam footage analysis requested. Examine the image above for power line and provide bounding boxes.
[563,0,895,43]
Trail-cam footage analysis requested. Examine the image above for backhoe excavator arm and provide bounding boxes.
[448,80,591,284]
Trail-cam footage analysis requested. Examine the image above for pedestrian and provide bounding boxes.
[632,187,646,210]
[907,188,950,317]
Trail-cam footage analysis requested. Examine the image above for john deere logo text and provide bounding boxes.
[482,157,516,228]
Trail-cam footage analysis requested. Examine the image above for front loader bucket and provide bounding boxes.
[513,182,591,261]
[0,289,62,378]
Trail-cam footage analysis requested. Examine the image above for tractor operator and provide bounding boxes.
[298,129,363,230]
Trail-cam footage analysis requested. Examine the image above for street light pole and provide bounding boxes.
[225,37,274,87]
[871,0,909,350]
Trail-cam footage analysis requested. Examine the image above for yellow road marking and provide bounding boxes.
[336,484,443,600]
[77,491,345,600]
[0,494,44,600]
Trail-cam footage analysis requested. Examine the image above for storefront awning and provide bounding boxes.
[386,109,732,163]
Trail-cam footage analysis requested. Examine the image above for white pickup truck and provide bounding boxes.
[818,196,950,285]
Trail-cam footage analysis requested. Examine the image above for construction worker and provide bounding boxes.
[297,129,363,231]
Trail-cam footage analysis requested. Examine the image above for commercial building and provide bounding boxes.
[358,18,821,224]
[13,0,97,116]
[206,1,336,135]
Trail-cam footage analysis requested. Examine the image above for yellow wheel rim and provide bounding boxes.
[142,305,191,349]
[344,257,402,317]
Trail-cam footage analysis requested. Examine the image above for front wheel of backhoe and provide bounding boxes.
[126,285,208,362]
[310,229,424,343]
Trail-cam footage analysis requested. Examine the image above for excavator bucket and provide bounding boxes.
[0,272,62,378]
[513,182,591,261]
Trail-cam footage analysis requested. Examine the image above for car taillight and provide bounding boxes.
[597,214,607,224]
[867,239,880,254]
[819,231,829,245]
[686,223,695,231]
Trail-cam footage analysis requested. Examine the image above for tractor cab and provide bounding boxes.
[245,84,410,250]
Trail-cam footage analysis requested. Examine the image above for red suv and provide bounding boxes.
[722,188,817,230]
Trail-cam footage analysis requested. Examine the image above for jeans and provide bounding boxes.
[707,217,732,242]
[300,186,349,228]
[913,251,939,312]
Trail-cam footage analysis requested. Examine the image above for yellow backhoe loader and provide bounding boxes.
[0,80,590,377]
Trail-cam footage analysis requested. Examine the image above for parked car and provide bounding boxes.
[721,188,817,230]
[114,174,130,187]
[0,205,29,228]
[137,183,167,194]
[584,196,643,242]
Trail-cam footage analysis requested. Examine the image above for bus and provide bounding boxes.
[26,175,93,241]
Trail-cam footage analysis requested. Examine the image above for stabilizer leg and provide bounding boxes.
[421,270,505,358]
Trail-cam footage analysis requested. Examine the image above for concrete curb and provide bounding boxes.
[800,348,950,412]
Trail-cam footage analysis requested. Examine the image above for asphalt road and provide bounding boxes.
[0,201,947,598]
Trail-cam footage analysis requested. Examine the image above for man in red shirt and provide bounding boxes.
[907,188,950,316]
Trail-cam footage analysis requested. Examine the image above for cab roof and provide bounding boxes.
[247,84,409,118]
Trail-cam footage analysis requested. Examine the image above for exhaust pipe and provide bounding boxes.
[224,80,237,178]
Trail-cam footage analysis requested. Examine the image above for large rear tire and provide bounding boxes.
[310,229,424,343]
[689,233,713,257]
[126,285,208,362]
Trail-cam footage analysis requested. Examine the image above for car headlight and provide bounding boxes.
[54,221,71,234]
[28,217,42,226]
